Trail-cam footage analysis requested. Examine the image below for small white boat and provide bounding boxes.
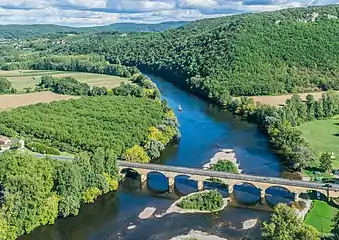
[178,104,182,111]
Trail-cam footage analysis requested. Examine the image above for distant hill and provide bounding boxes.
[61,4,339,102]
[0,21,188,39]
[91,21,188,32]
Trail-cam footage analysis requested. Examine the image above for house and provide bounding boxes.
[0,136,10,146]
[0,136,10,151]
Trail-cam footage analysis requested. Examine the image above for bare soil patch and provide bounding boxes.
[250,91,328,106]
[0,92,78,111]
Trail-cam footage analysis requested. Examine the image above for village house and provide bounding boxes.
[0,136,25,152]
[0,136,11,151]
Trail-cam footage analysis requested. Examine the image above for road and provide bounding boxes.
[118,161,339,192]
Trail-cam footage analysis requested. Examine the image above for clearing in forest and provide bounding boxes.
[250,91,328,106]
[298,116,339,168]
[0,70,130,91]
[0,91,78,111]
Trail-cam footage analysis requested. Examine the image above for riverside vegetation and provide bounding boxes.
[0,68,179,238]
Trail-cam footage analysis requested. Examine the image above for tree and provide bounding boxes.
[328,211,339,240]
[289,146,316,170]
[144,140,165,159]
[0,77,13,94]
[306,94,316,121]
[123,145,151,163]
[262,203,319,240]
[295,225,320,240]
[211,160,238,174]
[319,152,333,172]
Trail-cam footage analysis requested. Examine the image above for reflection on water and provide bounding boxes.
[21,75,286,240]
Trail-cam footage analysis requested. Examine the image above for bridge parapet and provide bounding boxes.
[118,161,339,200]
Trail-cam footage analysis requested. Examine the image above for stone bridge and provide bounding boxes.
[118,161,339,204]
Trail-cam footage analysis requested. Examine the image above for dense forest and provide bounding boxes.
[0,21,188,39]
[0,96,178,155]
[47,5,339,104]
[0,150,119,239]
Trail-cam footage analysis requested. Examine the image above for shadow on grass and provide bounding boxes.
[305,166,323,172]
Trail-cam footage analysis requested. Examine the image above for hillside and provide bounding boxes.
[0,21,188,39]
[59,5,339,104]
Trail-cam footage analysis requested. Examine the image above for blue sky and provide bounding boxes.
[0,0,336,26]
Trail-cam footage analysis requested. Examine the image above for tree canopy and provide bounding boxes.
[262,203,320,240]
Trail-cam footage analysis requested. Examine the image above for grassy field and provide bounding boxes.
[0,70,130,91]
[250,91,330,106]
[304,200,338,233]
[0,92,78,111]
[298,116,339,169]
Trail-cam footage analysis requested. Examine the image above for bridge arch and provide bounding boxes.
[233,182,261,205]
[146,171,168,193]
[204,178,228,197]
[119,167,141,191]
[174,175,197,195]
[120,167,139,179]
[265,186,294,207]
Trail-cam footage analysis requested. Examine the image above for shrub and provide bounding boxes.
[211,160,238,174]
[177,190,224,211]
[82,187,102,204]
[123,145,150,163]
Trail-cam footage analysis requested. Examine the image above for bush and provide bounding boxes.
[26,142,60,155]
[211,160,238,174]
[123,145,150,163]
[82,187,102,204]
[177,190,224,211]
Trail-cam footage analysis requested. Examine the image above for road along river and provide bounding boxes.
[20,74,289,240]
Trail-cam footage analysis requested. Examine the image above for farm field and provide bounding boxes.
[250,91,329,106]
[298,116,339,168]
[0,91,78,111]
[0,70,130,91]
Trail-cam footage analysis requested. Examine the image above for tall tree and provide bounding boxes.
[262,203,319,240]
[319,152,333,172]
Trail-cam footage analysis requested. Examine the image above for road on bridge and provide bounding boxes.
[118,161,339,192]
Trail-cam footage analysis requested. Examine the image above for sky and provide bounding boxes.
[0,0,337,26]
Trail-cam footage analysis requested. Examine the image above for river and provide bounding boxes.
[20,74,286,240]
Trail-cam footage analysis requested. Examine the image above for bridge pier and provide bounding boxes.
[293,192,299,202]
[227,184,234,195]
[140,173,147,184]
[168,177,175,187]
[168,177,175,193]
[197,180,204,191]
[260,190,266,205]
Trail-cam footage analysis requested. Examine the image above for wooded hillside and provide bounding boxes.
[59,5,339,103]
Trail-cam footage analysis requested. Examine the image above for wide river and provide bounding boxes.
[20,75,285,240]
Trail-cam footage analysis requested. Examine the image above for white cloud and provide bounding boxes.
[0,0,336,26]
[0,7,118,26]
